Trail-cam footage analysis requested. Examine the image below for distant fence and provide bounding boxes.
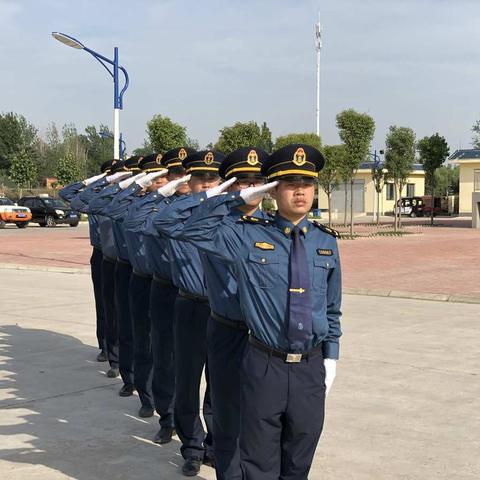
[0,185,61,202]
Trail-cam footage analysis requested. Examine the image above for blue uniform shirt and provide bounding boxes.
[181,193,343,358]
[152,194,209,298]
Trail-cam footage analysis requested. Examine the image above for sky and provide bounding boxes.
[0,0,479,154]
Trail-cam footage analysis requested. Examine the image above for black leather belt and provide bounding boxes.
[211,311,248,332]
[248,336,323,363]
[133,270,152,279]
[178,289,209,304]
[103,255,116,264]
[153,275,174,287]
[116,257,130,265]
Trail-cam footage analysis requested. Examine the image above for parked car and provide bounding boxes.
[0,196,32,228]
[396,197,426,217]
[17,196,80,227]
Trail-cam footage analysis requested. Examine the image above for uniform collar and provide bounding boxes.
[274,213,311,237]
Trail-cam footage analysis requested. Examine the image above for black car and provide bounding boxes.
[17,196,80,227]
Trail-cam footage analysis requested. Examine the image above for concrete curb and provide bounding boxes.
[0,263,89,275]
[1,263,479,304]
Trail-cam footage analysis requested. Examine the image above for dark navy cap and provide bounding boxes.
[138,153,165,172]
[262,144,324,180]
[182,150,225,176]
[110,159,129,174]
[100,159,118,174]
[218,147,268,180]
[124,155,144,173]
[162,147,197,170]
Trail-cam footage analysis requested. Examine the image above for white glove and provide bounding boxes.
[136,170,168,188]
[119,172,146,190]
[239,181,278,204]
[206,177,237,198]
[157,174,191,197]
[83,173,106,186]
[106,171,132,183]
[324,358,337,396]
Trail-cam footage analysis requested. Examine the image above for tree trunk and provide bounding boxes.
[327,192,332,227]
[349,179,354,236]
[430,191,435,226]
[343,181,348,227]
[376,189,381,226]
[393,182,398,232]
[398,183,403,229]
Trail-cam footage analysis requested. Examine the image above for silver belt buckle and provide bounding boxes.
[286,353,302,363]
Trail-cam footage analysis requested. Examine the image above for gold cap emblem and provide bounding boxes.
[178,148,187,160]
[155,154,163,164]
[247,150,259,166]
[293,147,306,166]
[204,152,214,165]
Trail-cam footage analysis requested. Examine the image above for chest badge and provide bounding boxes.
[317,248,333,256]
[255,242,275,251]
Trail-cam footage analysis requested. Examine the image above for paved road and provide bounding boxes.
[0,269,478,479]
[1,219,479,299]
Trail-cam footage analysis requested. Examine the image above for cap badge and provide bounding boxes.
[247,150,259,166]
[293,147,306,166]
[204,152,214,165]
[155,154,163,164]
[178,148,187,160]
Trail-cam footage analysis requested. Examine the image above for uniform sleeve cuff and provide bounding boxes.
[225,191,245,208]
[322,342,339,360]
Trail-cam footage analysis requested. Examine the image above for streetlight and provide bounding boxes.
[51,32,129,159]
[315,12,323,138]
[99,131,127,160]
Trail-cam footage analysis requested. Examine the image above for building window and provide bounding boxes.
[407,183,415,197]
[475,170,480,192]
[386,183,395,201]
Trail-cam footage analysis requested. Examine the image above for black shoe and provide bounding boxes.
[182,457,202,476]
[153,426,176,444]
[203,452,216,469]
[106,368,119,378]
[138,406,154,418]
[96,350,107,362]
[118,384,135,397]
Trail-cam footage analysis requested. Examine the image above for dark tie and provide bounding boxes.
[287,226,313,352]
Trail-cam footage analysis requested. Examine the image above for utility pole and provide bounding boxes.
[315,13,323,138]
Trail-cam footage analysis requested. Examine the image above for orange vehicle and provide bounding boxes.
[0,196,32,228]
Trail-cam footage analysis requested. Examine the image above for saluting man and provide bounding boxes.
[181,144,342,480]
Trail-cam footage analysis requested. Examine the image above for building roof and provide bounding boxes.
[449,149,480,160]
[358,161,424,171]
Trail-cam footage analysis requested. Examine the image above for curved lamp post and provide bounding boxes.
[52,32,129,160]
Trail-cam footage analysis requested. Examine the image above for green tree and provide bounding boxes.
[133,139,154,157]
[0,112,38,171]
[54,151,82,186]
[472,120,480,149]
[336,109,375,235]
[384,126,416,231]
[9,149,38,188]
[214,121,271,155]
[259,122,273,153]
[319,145,345,226]
[81,124,114,175]
[274,132,321,150]
[417,133,450,225]
[147,115,187,153]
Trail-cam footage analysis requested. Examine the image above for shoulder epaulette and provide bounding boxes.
[313,221,339,238]
[239,215,274,226]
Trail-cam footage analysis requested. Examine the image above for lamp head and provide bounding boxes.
[52,32,85,50]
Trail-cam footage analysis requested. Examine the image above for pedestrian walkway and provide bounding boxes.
[1,269,478,479]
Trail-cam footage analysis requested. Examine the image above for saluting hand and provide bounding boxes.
[206,177,237,198]
[239,181,279,204]
[136,169,168,188]
[106,171,132,184]
[119,172,146,189]
[157,174,192,197]
[83,173,106,186]
[324,358,337,396]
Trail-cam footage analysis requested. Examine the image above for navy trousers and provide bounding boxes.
[174,296,213,460]
[239,343,326,480]
[207,317,248,480]
[150,278,177,428]
[129,273,153,409]
[89,247,105,350]
[115,260,134,387]
[101,257,119,369]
